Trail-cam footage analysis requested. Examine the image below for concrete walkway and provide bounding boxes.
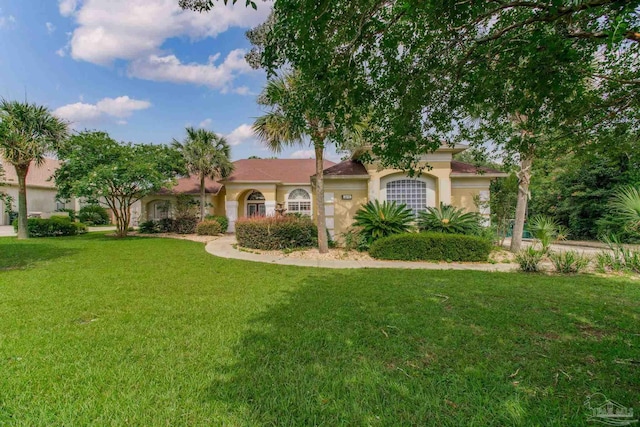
[205,235,517,271]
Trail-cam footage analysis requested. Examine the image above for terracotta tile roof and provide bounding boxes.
[1,157,60,188]
[322,160,369,177]
[451,160,506,176]
[159,175,223,195]
[224,158,336,183]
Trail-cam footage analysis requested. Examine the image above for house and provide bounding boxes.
[140,145,507,237]
[0,158,75,225]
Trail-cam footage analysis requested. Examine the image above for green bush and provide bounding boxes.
[369,232,492,262]
[78,204,110,225]
[12,217,87,237]
[549,251,590,274]
[236,215,318,250]
[174,216,198,234]
[139,220,159,234]
[157,218,175,233]
[596,235,640,273]
[340,227,369,251]
[196,220,222,236]
[515,247,545,273]
[353,200,414,245]
[56,208,76,221]
[205,215,229,232]
[417,203,482,235]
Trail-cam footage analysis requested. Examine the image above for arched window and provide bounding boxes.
[386,179,428,215]
[287,189,311,216]
[247,191,265,201]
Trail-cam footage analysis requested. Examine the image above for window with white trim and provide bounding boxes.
[287,189,312,216]
[386,179,428,215]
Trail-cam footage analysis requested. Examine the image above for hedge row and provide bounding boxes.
[369,232,492,262]
[13,217,88,237]
[196,220,222,236]
[205,215,228,232]
[236,216,317,250]
[138,216,199,234]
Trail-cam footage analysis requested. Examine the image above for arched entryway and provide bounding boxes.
[246,190,266,217]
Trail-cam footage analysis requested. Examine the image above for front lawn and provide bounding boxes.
[0,234,638,425]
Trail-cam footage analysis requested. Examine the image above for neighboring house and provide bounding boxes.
[141,145,507,237]
[0,158,74,226]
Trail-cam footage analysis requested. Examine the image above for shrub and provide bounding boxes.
[369,232,492,262]
[205,215,229,232]
[78,204,110,225]
[139,220,159,234]
[236,215,318,250]
[56,208,76,221]
[174,216,198,234]
[353,200,414,245]
[155,218,172,233]
[528,215,568,253]
[596,235,640,273]
[515,247,545,273]
[12,217,87,237]
[549,251,590,274]
[341,227,369,251]
[417,203,481,235]
[196,220,222,236]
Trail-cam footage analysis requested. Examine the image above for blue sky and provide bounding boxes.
[0,0,338,161]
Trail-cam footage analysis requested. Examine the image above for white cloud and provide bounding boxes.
[56,48,66,57]
[46,22,56,34]
[233,86,251,95]
[290,150,315,159]
[226,124,254,146]
[0,13,16,29]
[53,96,151,125]
[59,0,78,17]
[57,0,269,91]
[128,49,253,91]
[199,118,213,129]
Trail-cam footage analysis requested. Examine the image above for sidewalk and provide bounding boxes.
[205,235,517,271]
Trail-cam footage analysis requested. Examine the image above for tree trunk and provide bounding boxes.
[510,153,534,252]
[200,174,206,220]
[16,164,30,239]
[314,142,329,253]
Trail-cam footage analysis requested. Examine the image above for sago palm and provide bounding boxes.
[417,203,481,235]
[353,200,414,245]
[0,100,68,239]
[173,127,234,221]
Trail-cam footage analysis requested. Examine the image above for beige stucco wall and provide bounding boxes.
[0,185,64,225]
[323,179,369,238]
[451,177,493,220]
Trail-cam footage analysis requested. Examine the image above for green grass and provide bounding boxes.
[0,234,638,426]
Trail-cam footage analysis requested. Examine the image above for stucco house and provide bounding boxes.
[0,158,76,225]
[140,145,506,237]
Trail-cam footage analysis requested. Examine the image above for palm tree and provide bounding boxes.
[611,186,640,232]
[0,100,68,239]
[253,73,335,253]
[173,127,234,221]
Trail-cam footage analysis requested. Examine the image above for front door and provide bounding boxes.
[247,203,266,217]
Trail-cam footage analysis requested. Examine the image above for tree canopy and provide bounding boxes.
[173,127,234,221]
[0,100,68,239]
[55,131,184,237]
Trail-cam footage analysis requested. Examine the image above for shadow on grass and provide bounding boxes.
[205,270,639,426]
[0,241,79,271]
